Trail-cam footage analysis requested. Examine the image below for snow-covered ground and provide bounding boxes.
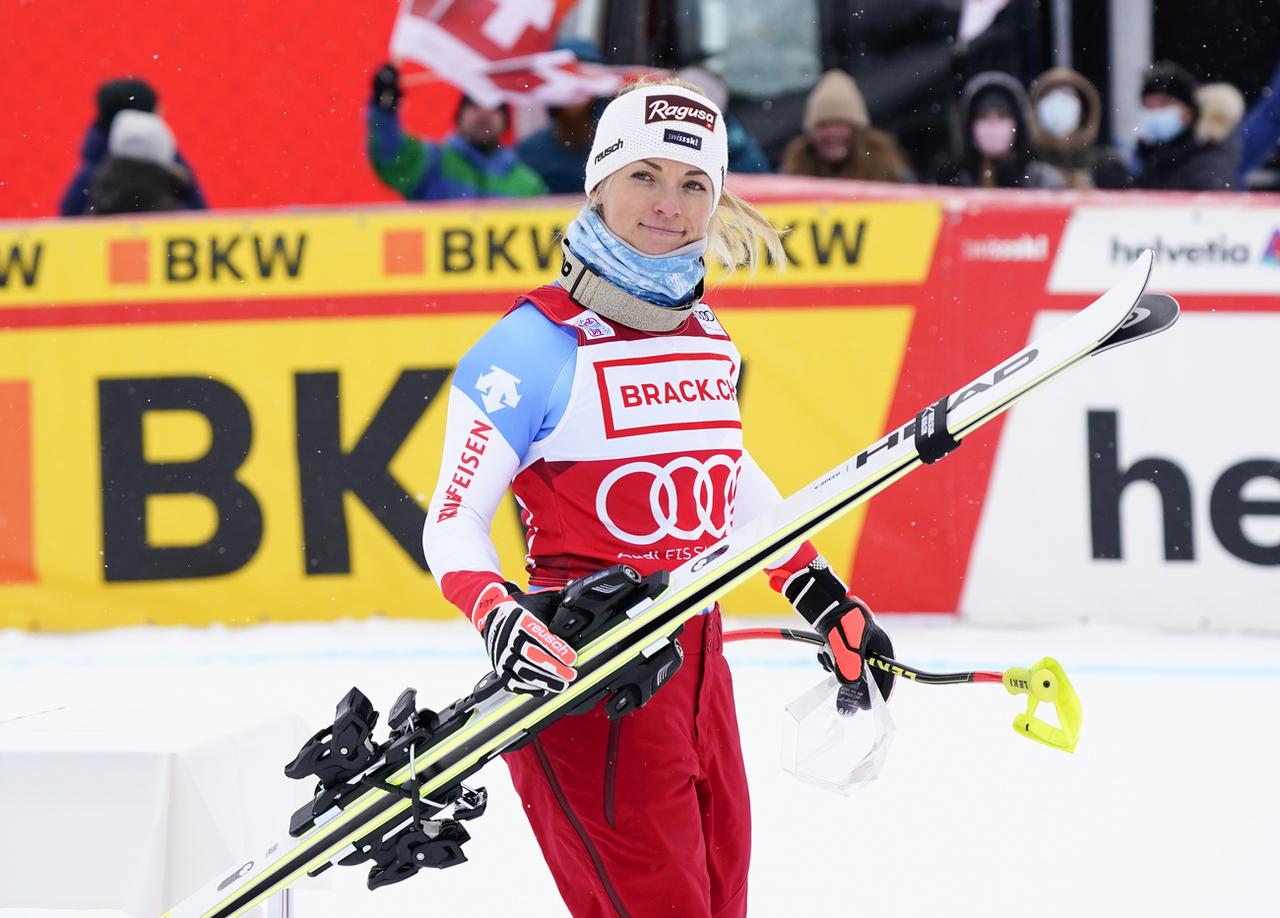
[3,615,1278,917]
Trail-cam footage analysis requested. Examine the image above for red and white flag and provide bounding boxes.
[389,0,621,106]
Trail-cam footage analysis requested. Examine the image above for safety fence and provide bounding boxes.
[2,178,1276,629]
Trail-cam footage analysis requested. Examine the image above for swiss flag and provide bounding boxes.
[390,0,620,106]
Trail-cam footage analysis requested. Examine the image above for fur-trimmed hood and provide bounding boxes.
[1028,67,1102,152]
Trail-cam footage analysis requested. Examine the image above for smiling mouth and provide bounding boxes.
[640,223,682,237]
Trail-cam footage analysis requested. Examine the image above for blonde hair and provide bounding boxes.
[591,75,786,274]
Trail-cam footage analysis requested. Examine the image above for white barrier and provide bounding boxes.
[0,704,309,916]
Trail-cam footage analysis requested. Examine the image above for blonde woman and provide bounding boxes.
[422,78,894,916]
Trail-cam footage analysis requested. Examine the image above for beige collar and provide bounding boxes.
[558,238,703,334]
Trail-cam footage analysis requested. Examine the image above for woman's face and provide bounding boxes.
[598,158,715,255]
[811,120,854,165]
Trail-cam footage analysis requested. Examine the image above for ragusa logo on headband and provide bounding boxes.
[644,94,718,130]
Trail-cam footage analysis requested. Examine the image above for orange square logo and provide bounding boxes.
[108,239,150,284]
[383,230,425,276]
[0,379,36,583]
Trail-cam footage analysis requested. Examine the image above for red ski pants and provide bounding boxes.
[503,612,751,918]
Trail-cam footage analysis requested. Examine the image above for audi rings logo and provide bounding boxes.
[596,455,740,545]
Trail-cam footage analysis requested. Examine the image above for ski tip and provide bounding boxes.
[1138,292,1181,319]
[1094,291,1180,355]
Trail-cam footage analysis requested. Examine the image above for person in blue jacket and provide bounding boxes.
[677,64,772,174]
[60,77,207,216]
[367,64,546,201]
[1239,59,1280,185]
[515,38,611,195]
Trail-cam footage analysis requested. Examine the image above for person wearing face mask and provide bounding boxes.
[366,63,546,201]
[1028,68,1131,189]
[932,71,1065,189]
[1134,61,1239,191]
[781,69,912,182]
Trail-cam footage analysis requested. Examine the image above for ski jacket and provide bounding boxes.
[366,106,546,202]
[60,125,207,216]
[1135,129,1239,191]
[514,126,591,195]
[422,284,814,625]
[87,156,198,215]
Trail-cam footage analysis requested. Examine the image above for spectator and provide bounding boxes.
[367,64,546,201]
[1133,62,1239,191]
[515,39,609,194]
[1195,82,1245,172]
[676,64,771,174]
[1239,59,1280,186]
[60,77,207,216]
[780,69,911,182]
[932,71,1065,189]
[1028,68,1130,189]
[86,111,199,214]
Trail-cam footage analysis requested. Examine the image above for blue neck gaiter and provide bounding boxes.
[564,207,707,308]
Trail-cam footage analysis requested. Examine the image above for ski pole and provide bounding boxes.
[723,627,1082,752]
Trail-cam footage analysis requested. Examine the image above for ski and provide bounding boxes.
[167,251,1174,917]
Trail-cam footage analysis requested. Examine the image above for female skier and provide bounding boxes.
[422,77,895,917]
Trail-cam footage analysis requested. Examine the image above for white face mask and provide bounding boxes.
[1139,105,1186,144]
[1036,89,1082,138]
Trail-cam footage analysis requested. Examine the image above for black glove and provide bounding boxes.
[371,63,402,112]
[478,585,578,696]
[782,559,894,709]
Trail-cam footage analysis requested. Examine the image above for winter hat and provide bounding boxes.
[971,86,1018,119]
[585,83,729,205]
[108,110,177,167]
[1142,62,1199,115]
[1195,82,1246,143]
[95,77,158,135]
[803,69,869,132]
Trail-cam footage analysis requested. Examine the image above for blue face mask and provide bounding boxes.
[564,207,707,309]
[1139,105,1186,144]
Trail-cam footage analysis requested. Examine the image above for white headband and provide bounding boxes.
[584,86,729,205]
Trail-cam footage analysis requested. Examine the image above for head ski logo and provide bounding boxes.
[1262,230,1280,266]
[1120,306,1152,330]
[691,543,730,571]
[218,860,255,891]
[855,349,1039,469]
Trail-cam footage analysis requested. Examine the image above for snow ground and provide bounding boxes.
[2,615,1278,917]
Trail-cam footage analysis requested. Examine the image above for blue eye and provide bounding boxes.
[631,170,653,182]
[685,180,707,192]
